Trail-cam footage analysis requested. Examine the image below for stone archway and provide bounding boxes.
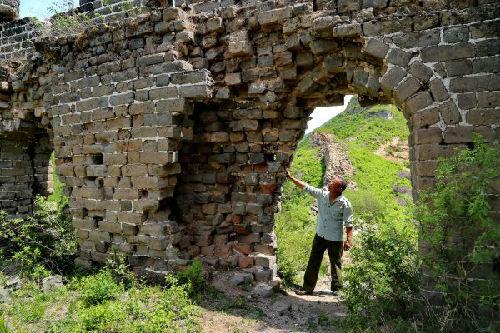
[0,1,498,281]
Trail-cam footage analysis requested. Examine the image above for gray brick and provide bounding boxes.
[387,48,412,68]
[380,66,407,93]
[457,93,477,110]
[393,29,441,49]
[430,79,449,102]
[445,60,473,77]
[421,43,475,62]
[364,38,389,59]
[449,74,500,93]
[439,101,461,125]
[394,77,421,103]
[443,26,469,43]
[409,61,433,83]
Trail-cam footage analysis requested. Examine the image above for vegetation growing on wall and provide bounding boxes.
[415,137,500,332]
[344,138,500,332]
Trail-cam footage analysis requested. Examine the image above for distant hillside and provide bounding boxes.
[275,97,412,284]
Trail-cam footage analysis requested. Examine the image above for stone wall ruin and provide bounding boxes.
[0,0,499,282]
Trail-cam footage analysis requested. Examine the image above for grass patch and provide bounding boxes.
[1,268,201,333]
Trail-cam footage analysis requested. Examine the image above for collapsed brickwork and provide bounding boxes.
[0,0,498,281]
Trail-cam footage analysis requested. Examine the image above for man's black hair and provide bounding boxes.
[338,177,348,193]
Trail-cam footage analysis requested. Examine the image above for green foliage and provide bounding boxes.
[0,317,8,333]
[1,269,201,333]
[167,260,205,298]
[415,137,500,332]
[44,0,146,37]
[46,0,93,36]
[342,137,500,332]
[78,270,123,307]
[317,100,408,151]
[0,196,77,277]
[48,152,69,208]
[342,219,420,332]
[344,145,411,222]
[105,249,138,289]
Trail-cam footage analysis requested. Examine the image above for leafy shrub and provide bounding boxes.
[343,218,420,332]
[2,270,201,332]
[0,317,8,333]
[343,138,500,332]
[105,249,138,289]
[79,301,127,332]
[79,270,123,306]
[170,260,205,298]
[415,137,500,332]
[0,196,77,277]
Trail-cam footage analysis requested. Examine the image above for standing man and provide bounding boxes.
[286,170,354,295]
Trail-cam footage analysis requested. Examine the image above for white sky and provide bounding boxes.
[305,95,353,133]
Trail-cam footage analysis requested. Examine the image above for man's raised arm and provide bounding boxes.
[286,169,306,189]
[286,170,323,199]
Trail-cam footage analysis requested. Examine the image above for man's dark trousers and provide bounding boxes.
[303,234,344,292]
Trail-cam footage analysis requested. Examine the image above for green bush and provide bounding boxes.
[1,269,201,333]
[105,249,138,289]
[342,138,500,332]
[79,270,123,307]
[169,260,205,298]
[0,196,77,277]
[343,219,420,332]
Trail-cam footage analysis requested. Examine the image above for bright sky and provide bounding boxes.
[306,95,353,133]
[20,0,78,19]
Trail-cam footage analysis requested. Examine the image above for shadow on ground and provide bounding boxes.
[197,271,347,333]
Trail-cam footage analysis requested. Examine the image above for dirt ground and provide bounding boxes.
[199,272,347,333]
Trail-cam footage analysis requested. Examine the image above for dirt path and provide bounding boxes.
[199,272,347,333]
[311,132,354,188]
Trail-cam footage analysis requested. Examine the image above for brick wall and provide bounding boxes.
[0,0,498,283]
[0,17,39,60]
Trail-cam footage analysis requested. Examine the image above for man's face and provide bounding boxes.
[328,178,343,195]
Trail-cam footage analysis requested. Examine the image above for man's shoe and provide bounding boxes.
[295,289,313,296]
[330,290,340,296]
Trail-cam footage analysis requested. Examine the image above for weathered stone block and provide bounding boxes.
[444,126,473,143]
[421,43,475,62]
[258,7,292,26]
[409,61,433,83]
[394,77,421,103]
[364,38,389,59]
[440,101,461,125]
[405,91,434,114]
[332,23,362,37]
[380,66,407,93]
[429,79,449,102]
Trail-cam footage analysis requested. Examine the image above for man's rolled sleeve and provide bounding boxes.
[303,183,323,199]
[343,201,354,228]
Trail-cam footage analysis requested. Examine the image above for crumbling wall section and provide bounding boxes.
[0,0,498,282]
[0,18,40,60]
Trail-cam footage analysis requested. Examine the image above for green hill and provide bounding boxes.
[275,97,413,284]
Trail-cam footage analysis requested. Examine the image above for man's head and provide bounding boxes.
[328,176,348,197]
